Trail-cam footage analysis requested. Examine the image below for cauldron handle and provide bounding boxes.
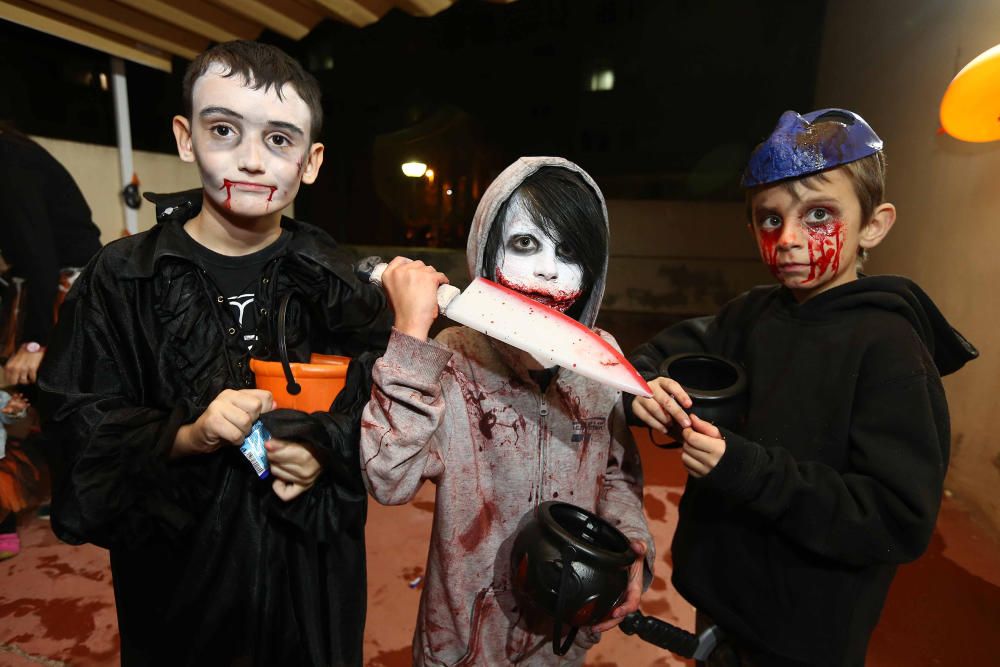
[551,545,580,656]
[276,293,301,396]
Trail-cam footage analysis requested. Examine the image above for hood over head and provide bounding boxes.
[466,156,609,329]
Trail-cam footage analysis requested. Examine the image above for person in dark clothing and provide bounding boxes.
[626,108,978,667]
[0,124,102,384]
[37,41,390,667]
[0,124,102,560]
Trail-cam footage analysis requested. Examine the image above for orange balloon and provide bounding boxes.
[940,43,1000,142]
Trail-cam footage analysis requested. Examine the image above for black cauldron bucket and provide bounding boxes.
[510,501,636,655]
[658,353,747,435]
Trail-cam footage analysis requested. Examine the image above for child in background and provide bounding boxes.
[627,109,977,666]
[0,389,30,559]
[362,157,654,666]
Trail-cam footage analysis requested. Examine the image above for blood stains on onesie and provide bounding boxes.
[458,501,499,552]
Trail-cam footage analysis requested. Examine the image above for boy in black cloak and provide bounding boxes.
[38,41,390,667]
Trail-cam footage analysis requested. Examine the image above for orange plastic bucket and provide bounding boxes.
[250,353,350,412]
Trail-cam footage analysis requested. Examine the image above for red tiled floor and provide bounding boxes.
[1,427,998,666]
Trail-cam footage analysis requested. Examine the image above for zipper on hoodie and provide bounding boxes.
[537,393,548,506]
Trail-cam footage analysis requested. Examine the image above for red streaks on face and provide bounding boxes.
[220,179,278,210]
[458,501,498,551]
[757,227,782,279]
[221,179,234,209]
[803,220,844,283]
[757,219,845,284]
[599,359,620,367]
[494,269,581,313]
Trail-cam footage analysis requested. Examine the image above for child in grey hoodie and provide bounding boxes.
[361,157,654,666]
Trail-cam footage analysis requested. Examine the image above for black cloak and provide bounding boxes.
[38,191,391,667]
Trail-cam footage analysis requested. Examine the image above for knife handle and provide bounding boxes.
[366,261,461,313]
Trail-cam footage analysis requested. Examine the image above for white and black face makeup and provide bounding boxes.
[182,63,320,219]
[493,195,584,313]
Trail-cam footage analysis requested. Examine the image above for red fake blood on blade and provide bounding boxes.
[473,277,650,394]
[459,501,498,551]
[804,220,845,283]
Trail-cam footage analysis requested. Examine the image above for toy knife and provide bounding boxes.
[367,261,652,397]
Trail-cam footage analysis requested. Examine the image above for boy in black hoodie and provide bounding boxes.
[626,108,978,666]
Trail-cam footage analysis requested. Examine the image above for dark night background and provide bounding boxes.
[0,0,826,247]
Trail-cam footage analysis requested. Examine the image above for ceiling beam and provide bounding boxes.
[395,0,453,18]
[209,0,323,40]
[1,0,172,71]
[113,0,263,44]
[28,0,209,60]
[307,0,389,28]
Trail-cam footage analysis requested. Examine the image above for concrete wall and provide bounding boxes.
[351,199,770,316]
[815,0,1000,533]
[28,132,768,317]
[31,136,202,243]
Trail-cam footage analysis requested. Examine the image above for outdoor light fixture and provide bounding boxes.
[940,43,1000,142]
[588,67,615,92]
[401,161,428,177]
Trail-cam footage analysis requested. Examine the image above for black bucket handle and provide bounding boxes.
[551,544,580,656]
[276,292,301,396]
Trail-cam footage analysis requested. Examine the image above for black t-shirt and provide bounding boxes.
[184,229,290,351]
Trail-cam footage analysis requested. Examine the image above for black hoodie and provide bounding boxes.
[627,276,977,666]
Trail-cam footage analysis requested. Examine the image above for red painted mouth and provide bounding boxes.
[220,179,278,209]
[494,269,581,313]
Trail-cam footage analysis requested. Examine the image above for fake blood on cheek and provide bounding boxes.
[803,220,844,283]
[757,219,845,283]
[758,228,782,279]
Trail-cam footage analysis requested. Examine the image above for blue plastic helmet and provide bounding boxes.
[741,108,883,188]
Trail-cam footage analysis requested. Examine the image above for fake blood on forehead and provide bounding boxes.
[494,269,581,313]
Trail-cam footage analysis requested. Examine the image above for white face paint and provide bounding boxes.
[184,63,319,219]
[493,196,584,313]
